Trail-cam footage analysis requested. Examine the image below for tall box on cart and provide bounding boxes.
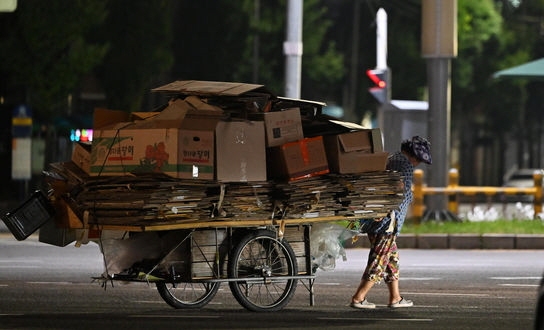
[215,120,267,182]
[323,128,388,173]
[261,108,304,147]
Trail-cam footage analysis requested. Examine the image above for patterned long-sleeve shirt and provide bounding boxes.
[386,151,415,234]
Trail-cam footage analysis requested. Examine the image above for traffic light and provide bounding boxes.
[366,68,390,104]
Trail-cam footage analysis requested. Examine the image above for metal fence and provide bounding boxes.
[411,169,543,220]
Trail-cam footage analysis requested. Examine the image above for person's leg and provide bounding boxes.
[352,279,375,303]
[384,241,413,307]
[387,280,401,304]
[383,239,401,304]
[351,234,392,304]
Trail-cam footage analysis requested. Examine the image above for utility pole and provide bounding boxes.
[376,8,387,71]
[284,0,303,98]
[421,0,457,219]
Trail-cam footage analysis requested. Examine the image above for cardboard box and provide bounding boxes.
[93,108,129,129]
[262,108,303,147]
[71,142,92,174]
[130,112,160,121]
[90,99,221,179]
[328,149,388,173]
[268,136,329,181]
[91,127,181,176]
[323,129,388,173]
[215,121,267,182]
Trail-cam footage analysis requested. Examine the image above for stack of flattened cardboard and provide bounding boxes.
[46,161,403,227]
[333,172,405,216]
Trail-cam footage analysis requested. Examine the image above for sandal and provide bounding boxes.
[388,297,413,308]
[350,298,376,309]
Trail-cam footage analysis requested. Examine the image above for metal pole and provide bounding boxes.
[252,0,260,83]
[284,0,303,98]
[426,57,451,213]
[346,0,361,122]
[376,8,387,70]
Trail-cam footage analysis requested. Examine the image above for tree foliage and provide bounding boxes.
[0,0,109,119]
[170,0,344,100]
[92,0,174,112]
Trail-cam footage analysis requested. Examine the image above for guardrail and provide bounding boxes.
[411,169,543,220]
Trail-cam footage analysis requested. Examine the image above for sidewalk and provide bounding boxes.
[344,233,544,249]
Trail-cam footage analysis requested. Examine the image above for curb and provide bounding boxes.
[1,223,543,249]
[344,233,544,249]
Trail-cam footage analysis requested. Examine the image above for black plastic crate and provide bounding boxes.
[1,190,56,241]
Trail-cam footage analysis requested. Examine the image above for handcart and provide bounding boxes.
[1,80,404,312]
[88,215,353,312]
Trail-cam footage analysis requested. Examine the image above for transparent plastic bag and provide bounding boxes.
[310,222,358,271]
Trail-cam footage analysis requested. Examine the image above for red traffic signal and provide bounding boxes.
[366,68,389,103]
[366,69,387,88]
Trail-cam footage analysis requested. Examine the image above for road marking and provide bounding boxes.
[27,281,75,285]
[401,277,441,281]
[490,276,541,280]
[130,314,221,319]
[320,317,433,322]
[405,292,490,297]
[499,284,539,287]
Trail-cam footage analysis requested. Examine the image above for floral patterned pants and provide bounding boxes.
[362,233,399,283]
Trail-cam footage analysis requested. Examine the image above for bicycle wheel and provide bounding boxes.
[156,280,220,309]
[228,229,298,312]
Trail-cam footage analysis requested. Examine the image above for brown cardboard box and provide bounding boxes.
[262,108,303,147]
[90,99,222,179]
[330,150,388,173]
[71,142,92,174]
[268,136,329,181]
[130,112,159,121]
[215,121,267,182]
[177,129,216,179]
[323,129,388,173]
[93,108,129,129]
[91,127,182,177]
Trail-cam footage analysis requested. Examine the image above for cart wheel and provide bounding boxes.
[156,281,220,309]
[228,229,298,312]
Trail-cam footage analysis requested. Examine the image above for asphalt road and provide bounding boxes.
[0,234,542,330]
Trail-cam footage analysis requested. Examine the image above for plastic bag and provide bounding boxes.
[310,222,358,271]
[99,232,163,275]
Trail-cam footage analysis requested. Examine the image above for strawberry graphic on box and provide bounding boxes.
[139,142,169,172]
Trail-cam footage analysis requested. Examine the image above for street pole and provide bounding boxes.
[284,0,303,98]
[421,0,457,219]
[376,8,387,71]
